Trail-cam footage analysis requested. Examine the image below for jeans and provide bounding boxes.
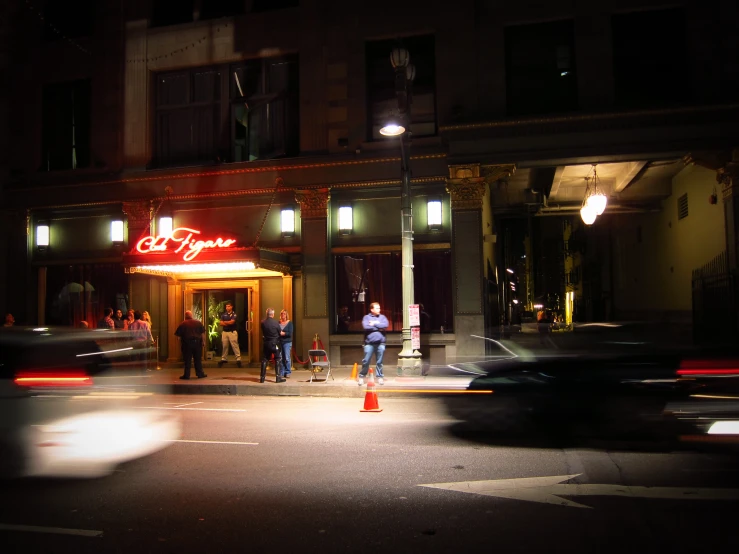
[360,342,385,378]
[280,342,292,376]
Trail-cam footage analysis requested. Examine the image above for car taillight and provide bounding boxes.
[15,371,93,387]
[677,359,739,376]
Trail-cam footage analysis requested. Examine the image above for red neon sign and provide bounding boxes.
[136,227,237,261]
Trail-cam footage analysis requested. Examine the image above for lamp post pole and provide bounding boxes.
[390,48,422,377]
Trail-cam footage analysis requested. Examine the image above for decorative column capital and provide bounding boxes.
[295,188,331,219]
[446,164,486,210]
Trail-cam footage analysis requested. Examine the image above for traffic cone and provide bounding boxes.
[360,368,382,412]
[350,362,358,380]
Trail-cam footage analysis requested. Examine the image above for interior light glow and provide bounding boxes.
[586,192,608,216]
[338,206,353,232]
[111,220,124,243]
[427,200,442,227]
[379,123,406,136]
[580,204,597,225]
[281,209,295,234]
[37,224,50,247]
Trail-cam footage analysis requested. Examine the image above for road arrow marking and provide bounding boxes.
[418,474,739,509]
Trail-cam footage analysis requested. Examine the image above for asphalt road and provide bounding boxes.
[3,395,739,553]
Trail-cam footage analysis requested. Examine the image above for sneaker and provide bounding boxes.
[378,378,385,385]
[358,377,365,386]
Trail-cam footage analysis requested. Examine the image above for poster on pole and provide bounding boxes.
[411,326,421,350]
[409,304,420,327]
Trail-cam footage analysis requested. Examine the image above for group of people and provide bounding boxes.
[174,304,294,383]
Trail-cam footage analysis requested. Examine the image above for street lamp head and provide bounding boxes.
[405,63,416,82]
[379,122,406,136]
[390,47,410,69]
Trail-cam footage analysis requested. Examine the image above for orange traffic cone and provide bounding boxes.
[360,368,382,413]
[350,362,358,380]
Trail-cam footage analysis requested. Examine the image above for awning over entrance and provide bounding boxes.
[123,247,290,280]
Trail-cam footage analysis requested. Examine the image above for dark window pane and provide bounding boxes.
[151,0,194,27]
[200,0,245,20]
[193,70,221,103]
[251,0,299,13]
[366,35,437,140]
[505,20,578,116]
[612,8,689,107]
[41,80,91,171]
[334,251,452,334]
[43,0,93,41]
[157,73,189,106]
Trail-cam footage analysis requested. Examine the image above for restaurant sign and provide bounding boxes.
[136,227,237,262]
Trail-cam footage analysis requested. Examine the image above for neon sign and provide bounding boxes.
[136,227,237,262]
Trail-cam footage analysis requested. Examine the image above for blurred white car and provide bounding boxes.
[0,327,181,478]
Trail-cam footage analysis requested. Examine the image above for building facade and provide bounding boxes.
[2,0,738,367]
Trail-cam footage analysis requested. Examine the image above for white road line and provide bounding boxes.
[173,401,204,408]
[137,407,247,412]
[168,439,258,445]
[0,523,103,537]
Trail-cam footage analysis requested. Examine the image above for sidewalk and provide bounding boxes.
[143,360,476,398]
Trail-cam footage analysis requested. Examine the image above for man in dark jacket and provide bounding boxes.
[260,308,284,383]
[175,310,207,379]
[359,302,389,385]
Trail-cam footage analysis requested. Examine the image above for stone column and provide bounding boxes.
[295,188,330,358]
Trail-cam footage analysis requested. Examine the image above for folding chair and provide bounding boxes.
[308,349,333,383]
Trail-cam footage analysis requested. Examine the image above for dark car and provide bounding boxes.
[0,327,180,478]
[443,350,739,443]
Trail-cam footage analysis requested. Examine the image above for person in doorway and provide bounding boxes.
[113,309,126,330]
[359,302,389,386]
[97,308,115,329]
[278,309,294,379]
[175,310,207,380]
[142,310,152,326]
[128,310,154,372]
[217,303,242,368]
[4,313,15,327]
[260,308,283,383]
[123,309,135,330]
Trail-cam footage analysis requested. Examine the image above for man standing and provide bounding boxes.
[217,302,242,368]
[4,313,14,326]
[359,302,389,386]
[97,308,115,329]
[175,311,207,380]
[260,308,284,383]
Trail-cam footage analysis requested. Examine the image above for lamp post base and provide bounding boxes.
[397,350,423,377]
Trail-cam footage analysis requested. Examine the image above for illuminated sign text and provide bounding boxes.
[136,227,237,262]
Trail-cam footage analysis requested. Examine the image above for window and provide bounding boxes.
[231,56,300,162]
[155,68,222,167]
[612,8,688,108]
[151,0,194,27]
[200,0,245,20]
[366,35,436,141]
[334,251,452,334]
[43,0,93,41]
[678,193,688,220]
[505,20,578,116]
[42,79,91,171]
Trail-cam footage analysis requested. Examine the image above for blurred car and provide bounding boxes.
[0,327,180,478]
[443,349,739,443]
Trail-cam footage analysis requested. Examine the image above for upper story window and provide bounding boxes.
[366,35,436,141]
[154,56,299,168]
[151,0,194,27]
[612,8,689,108]
[505,20,578,116]
[43,0,93,41]
[41,79,91,171]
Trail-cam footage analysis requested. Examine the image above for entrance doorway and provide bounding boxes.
[184,280,259,363]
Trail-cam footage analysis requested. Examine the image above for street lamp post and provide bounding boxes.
[380,47,422,376]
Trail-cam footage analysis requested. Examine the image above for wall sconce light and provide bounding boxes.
[36,223,50,248]
[338,206,353,234]
[158,216,173,238]
[427,199,442,229]
[281,208,295,236]
[111,220,124,244]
